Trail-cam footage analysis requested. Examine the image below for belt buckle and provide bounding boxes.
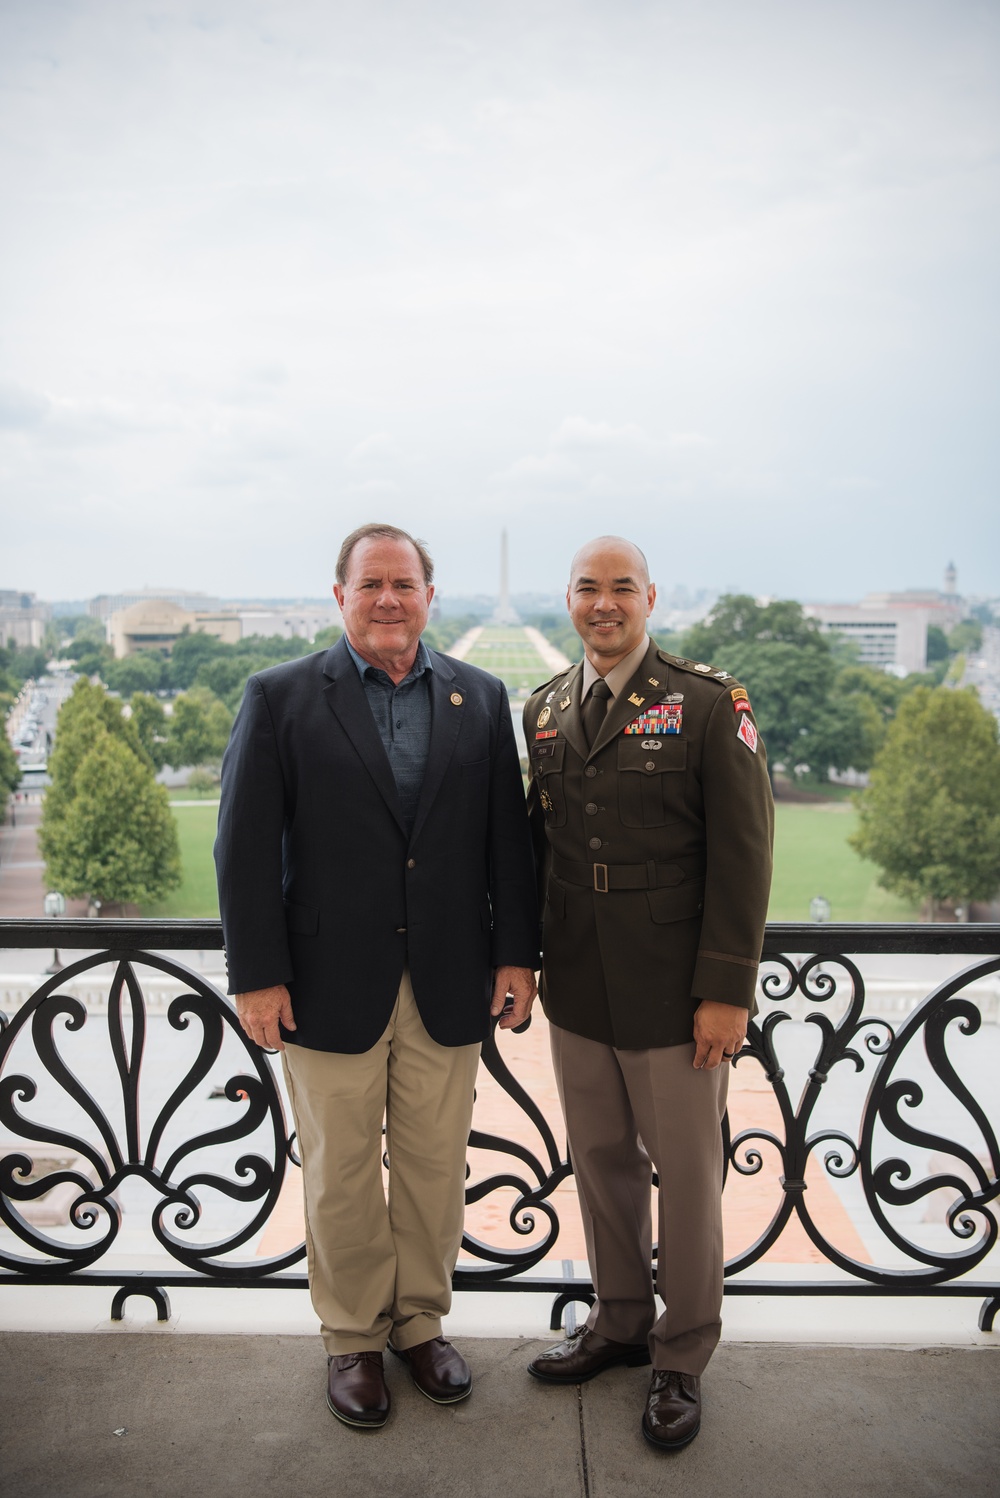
[593,863,609,894]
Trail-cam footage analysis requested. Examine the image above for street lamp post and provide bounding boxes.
[43,890,66,973]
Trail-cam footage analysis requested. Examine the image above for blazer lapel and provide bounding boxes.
[409,652,463,846]
[322,640,407,835]
[591,639,664,754]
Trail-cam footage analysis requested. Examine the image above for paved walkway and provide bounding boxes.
[1,1332,996,1497]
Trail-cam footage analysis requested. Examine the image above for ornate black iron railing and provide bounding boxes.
[0,919,997,1332]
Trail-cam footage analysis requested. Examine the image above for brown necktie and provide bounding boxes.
[582,679,613,749]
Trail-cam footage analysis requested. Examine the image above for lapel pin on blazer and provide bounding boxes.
[450,692,463,705]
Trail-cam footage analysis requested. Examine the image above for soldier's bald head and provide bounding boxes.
[569,536,651,589]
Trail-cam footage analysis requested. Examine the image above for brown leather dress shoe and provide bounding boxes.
[389,1337,472,1404]
[527,1325,651,1384]
[642,1370,701,1450]
[326,1352,390,1429]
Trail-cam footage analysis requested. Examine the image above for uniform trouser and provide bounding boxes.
[549,1023,729,1377]
[282,972,481,1356]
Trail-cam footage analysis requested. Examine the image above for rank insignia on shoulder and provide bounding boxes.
[537,706,551,728]
[628,692,645,707]
[737,716,758,753]
[536,729,558,740]
[713,670,732,680]
[559,696,572,710]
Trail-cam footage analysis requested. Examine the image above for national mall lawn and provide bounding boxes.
[147,787,919,923]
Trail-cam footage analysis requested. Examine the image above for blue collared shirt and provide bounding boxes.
[345,637,434,833]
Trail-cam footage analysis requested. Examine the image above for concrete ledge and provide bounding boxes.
[1,1333,997,1498]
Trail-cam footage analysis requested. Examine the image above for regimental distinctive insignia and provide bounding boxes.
[628,692,645,708]
[559,696,572,711]
[714,670,732,680]
[648,677,660,687]
[537,706,552,728]
[536,729,558,740]
[539,788,554,812]
[731,688,748,702]
[625,702,682,735]
[695,663,712,673]
[450,692,463,705]
[737,716,758,753]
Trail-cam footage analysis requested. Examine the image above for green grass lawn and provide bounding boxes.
[147,794,919,925]
[145,803,220,918]
[768,802,918,922]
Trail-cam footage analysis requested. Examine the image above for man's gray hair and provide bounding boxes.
[336,523,435,586]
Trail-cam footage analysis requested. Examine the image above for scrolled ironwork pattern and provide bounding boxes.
[0,946,303,1300]
[0,919,998,1329]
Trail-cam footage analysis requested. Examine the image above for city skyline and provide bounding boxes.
[2,2,998,601]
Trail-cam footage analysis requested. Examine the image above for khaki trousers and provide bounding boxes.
[550,1023,729,1377]
[282,972,481,1356]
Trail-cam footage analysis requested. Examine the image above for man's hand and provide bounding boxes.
[235,985,296,1051]
[692,999,747,1070]
[490,966,538,1030]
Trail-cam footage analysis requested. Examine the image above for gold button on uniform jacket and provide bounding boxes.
[524,639,774,1049]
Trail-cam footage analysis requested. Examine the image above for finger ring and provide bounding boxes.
[722,1050,735,1058]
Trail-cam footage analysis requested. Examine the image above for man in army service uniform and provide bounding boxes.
[524,536,773,1451]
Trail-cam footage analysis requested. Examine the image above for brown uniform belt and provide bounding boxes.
[550,855,706,894]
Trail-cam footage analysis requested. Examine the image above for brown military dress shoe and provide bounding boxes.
[527,1325,651,1384]
[389,1336,472,1404]
[642,1369,701,1450]
[326,1352,390,1429]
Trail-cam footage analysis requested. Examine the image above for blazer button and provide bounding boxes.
[396,926,407,934]
[584,765,598,778]
[585,802,598,815]
[406,858,416,869]
[588,837,602,850]
[645,761,656,771]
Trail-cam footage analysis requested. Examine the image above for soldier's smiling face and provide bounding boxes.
[567,537,656,671]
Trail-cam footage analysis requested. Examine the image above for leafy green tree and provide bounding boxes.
[129,692,169,771]
[104,650,167,696]
[40,733,180,907]
[947,619,983,656]
[167,687,233,768]
[194,655,260,709]
[168,630,227,690]
[0,734,20,800]
[850,686,1000,916]
[679,595,867,781]
[926,625,949,664]
[313,624,344,650]
[43,679,151,836]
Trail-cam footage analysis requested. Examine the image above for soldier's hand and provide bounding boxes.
[692,999,747,1070]
[235,985,297,1051]
[491,966,538,1030]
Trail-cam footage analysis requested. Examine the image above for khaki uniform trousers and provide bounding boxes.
[550,1023,729,1377]
[282,972,481,1356]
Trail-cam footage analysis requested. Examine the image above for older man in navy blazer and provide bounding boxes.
[215,523,538,1429]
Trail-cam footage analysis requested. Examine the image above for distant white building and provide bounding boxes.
[804,565,966,676]
[0,591,50,649]
[90,588,221,621]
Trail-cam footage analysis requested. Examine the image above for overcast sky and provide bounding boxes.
[1,0,998,606]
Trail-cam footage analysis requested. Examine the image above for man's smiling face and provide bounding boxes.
[334,535,434,674]
[567,537,656,672]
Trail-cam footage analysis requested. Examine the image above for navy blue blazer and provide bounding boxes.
[214,637,539,1052]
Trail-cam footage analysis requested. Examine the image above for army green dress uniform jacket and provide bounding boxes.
[524,638,774,1050]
